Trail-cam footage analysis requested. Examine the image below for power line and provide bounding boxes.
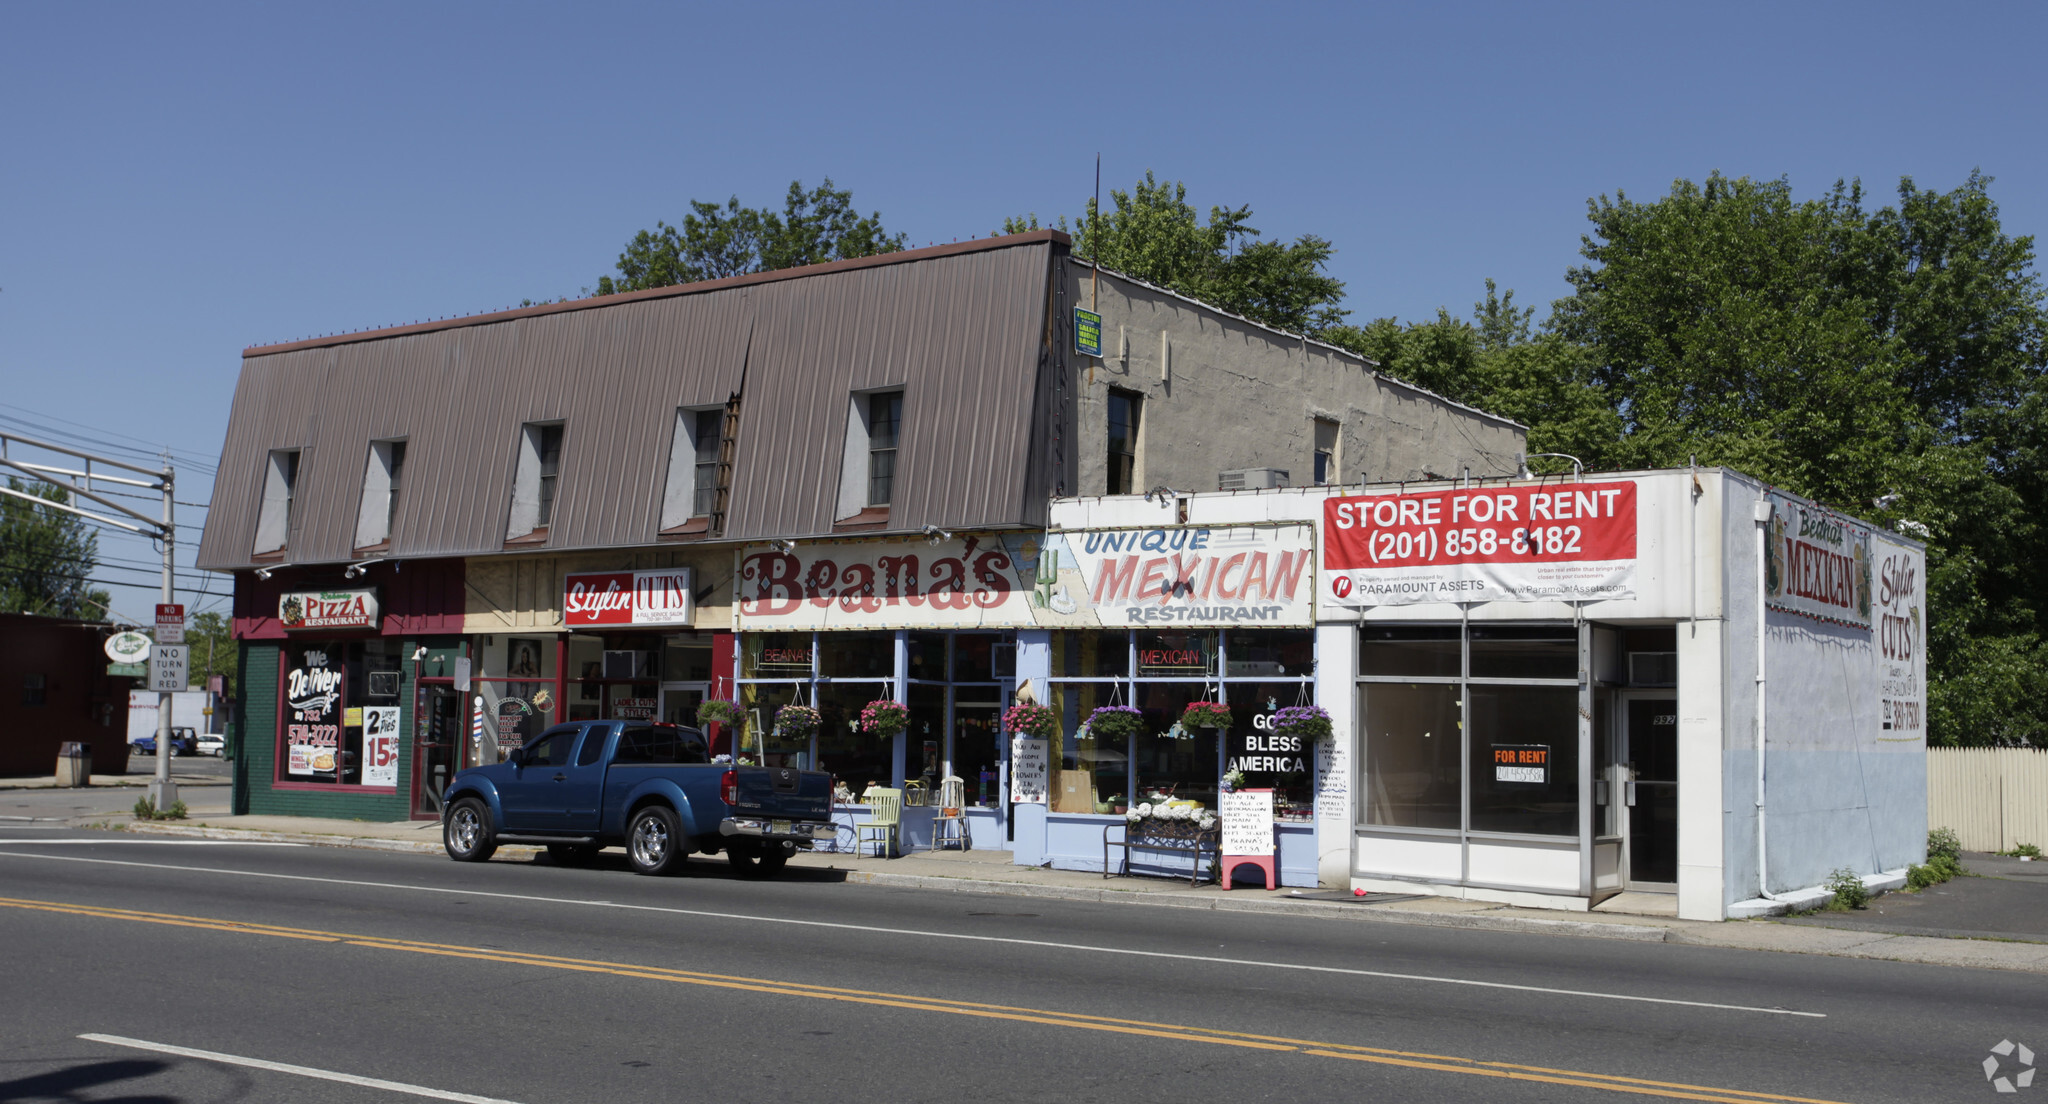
[0,402,221,473]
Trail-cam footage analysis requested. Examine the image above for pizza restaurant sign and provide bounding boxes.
[279,589,380,631]
[565,569,695,627]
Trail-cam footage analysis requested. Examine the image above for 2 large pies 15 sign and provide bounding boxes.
[1323,482,1639,607]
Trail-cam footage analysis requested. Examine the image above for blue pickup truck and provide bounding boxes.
[440,720,836,877]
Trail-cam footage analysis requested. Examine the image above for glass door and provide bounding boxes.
[1622,696,1680,886]
[659,683,708,728]
[411,682,462,819]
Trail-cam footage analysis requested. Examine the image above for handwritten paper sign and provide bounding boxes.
[1009,736,1049,804]
[1220,789,1275,856]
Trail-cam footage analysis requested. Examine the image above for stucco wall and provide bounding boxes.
[462,548,734,634]
[1064,263,1526,497]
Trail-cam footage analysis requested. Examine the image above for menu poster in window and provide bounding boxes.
[362,706,401,787]
[1220,789,1275,856]
[1323,483,1637,608]
[1009,736,1049,804]
[285,649,342,776]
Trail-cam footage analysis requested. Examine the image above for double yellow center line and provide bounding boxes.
[0,896,1853,1104]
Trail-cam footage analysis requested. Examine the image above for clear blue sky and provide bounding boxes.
[4,1,2042,622]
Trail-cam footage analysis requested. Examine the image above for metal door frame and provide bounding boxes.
[1613,689,1680,890]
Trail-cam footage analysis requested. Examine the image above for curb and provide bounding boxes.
[836,869,1675,941]
[120,822,1673,942]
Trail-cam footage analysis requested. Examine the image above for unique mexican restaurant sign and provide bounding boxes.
[285,648,342,777]
[1765,493,1871,629]
[279,588,379,631]
[738,537,1034,630]
[1054,524,1315,626]
[565,569,694,627]
[1323,483,1638,607]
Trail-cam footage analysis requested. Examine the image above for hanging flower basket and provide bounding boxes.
[859,699,909,739]
[696,699,742,730]
[774,704,820,740]
[1084,705,1145,740]
[1270,704,1334,743]
[1002,702,1061,740]
[1178,701,1234,731]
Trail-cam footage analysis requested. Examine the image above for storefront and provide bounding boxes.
[231,559,466,821]
[459,557,734,788]
[1050,467,1929,917]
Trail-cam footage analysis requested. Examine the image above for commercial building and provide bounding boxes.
[1043,468,1927,919]
[0,613,133,777]
[196,231,1523,833]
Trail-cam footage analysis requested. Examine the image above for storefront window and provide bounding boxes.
[907,683,945,787]
[1223,682,1315,817]
[1469,625,1577,680]
[1053,682,1128,811]
[662,639,713,681]
[561,633,659,724]
[1224,630,1313,677]
[280,639,404,787]
[1357,623,1582,839]
[1132,682,1215,807]
[744,632,814,679]
[1361,682,1461,830]
[1360,625,1460,678]
[815,681,892,793]
[951,633,1003,682]
[818,631,894,678]
[907,632,948,681]
[1467,685,1579,835]
[1054,630,1127,678]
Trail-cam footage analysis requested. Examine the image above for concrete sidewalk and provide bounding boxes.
[78,806,2046,975]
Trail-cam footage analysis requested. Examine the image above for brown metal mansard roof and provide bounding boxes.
[198,232,1069,570]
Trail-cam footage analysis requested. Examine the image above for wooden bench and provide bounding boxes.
[1103,818,1220,885]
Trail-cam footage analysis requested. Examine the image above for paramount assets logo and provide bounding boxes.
[1985,1039,2036,1093]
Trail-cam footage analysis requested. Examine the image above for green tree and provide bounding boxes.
[0,478,111,619]
[188,610,238,700]
[1002,171,1349,335]
[1547,172,2047,746]
[596,178,906,295]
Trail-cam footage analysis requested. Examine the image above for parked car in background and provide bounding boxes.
[197,732,225,756]
[130,726,198,757]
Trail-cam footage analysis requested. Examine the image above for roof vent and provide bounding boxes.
[1218,468,1290,491]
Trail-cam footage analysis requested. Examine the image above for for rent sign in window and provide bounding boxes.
[1323,482,1638,607]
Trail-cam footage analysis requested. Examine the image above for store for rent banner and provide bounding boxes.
[1322,482,1639,607]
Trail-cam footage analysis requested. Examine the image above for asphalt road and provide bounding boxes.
[0,829,2040,1104]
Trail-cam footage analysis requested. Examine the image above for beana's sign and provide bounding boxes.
[1322,482,1638,608]
[279,588,380,631]
[738,537,1033,630]
[565,568,694,628]
[1766,492,1871,629]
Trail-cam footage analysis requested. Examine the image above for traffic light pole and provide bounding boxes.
[154,454,177,811]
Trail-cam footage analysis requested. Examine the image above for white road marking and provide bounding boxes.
[0,839,305,846]
[6,851,1822,1018]
[78,1034,526,1103]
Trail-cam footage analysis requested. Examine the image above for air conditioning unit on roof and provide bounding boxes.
[1218,468,1290,491]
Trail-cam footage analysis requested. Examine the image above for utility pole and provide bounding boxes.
[0,430,180,808]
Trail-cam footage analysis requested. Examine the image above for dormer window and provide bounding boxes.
[254,448,300,556]
[835,389,903,526]
[507,422,565,543]
[660,405,729,536]
[354,439,406,551]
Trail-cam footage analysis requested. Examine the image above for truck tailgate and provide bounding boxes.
[728,766,833,819]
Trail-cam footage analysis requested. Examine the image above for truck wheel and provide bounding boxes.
[444,798,497,862]
[626,806,685,876]
[546,843,600,867]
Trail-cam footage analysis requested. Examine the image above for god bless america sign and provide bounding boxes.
[1323,482,1638,607]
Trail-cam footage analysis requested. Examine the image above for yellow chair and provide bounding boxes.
[932,775,969,852]
[854,788,902,859]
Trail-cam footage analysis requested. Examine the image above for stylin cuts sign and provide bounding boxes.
[1323,482,1638,607]
[564,569,694,627]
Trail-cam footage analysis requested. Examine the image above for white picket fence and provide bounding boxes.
[1928,747,2048,852]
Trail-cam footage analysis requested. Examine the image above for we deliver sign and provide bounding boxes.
[1323,482,1637,607]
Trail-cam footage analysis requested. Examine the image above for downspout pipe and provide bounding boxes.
[1753,497,1778,900]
